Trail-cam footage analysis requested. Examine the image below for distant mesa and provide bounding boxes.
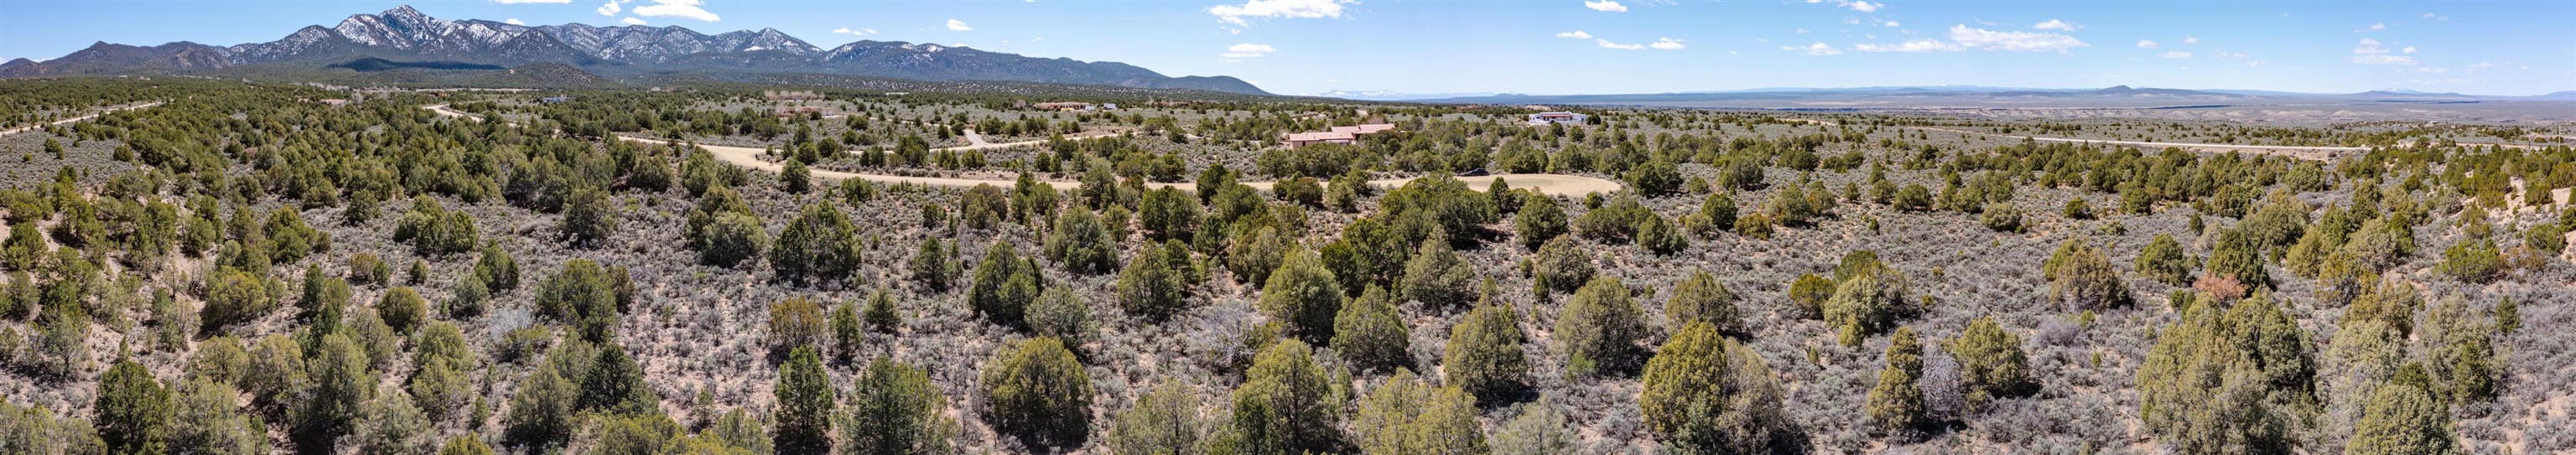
[0,4,1267,96]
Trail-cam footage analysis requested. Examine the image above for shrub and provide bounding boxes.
[167,378,266,455]
[2135,234,2193,286]
[2527,221,2568,256]
[693,212,766,267]
[2434,239,2503,283]
[1865,327,1928,437]
[768,297,828,356]
[1557,277,1649,377]
[1785,272,1834,319]
[1400,239,1478,308]
[2346,376,2456,455]
[843,357,960,455]
[908,238,957,292]
[1980,202,2026,233]
[2205,228,2271,288]
[2064,198,2095,220]
[1353,370,1489,455]
[1226,226,1292,285]
[979,337,1094,448]
[780,159,812,194]
[1116,240,1196,322]
[1026,288,1098,349]
[1641,322,1791,453]
[1447,302,1529,406]
[2044,239,2133,311]
[535,259,621,342]
[1949,317,2034,408]
[1275,176,1326,208]
[1627,160,1684,196]
[1530,236,1594,295]
[772,347,834,455]
[559,186,618,247]
[1044,209,1118,275]
[968,241,1043,327]
[771,203,862,284]
[1332,286,1411,374]
[2136,294,2313,455]
[377,287,427,333]
[1108,382,1206,455]
[1514,195,1569,250]
[96,359,172,454]
[1232,339,1339,454]
[1575,194,1650,242]
[392,197,477,256]
[199,268,273,334]
[1824,263,1913,346]
[299,333,373,448]
[1258,249,1344,344]
[1665,269,1742,336]
[474,245,520,292]
[1139,188,1201,242]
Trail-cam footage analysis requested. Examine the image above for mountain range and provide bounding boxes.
[0,5,1267,95]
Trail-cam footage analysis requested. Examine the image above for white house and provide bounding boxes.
[1528,111,1587,126]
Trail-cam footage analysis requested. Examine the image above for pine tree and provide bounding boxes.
[1514,195,1568,250]
[772,347,834,455]
[968,241,1041,327]
[1259,249,1344,344]
[575,344,657,416]
[1447,301,1529,406]
[1557,277,1649,376]
[1400,239,1478,309]
[1231,339,1338,455]
[1044,209,1118,275]
[1641,322,1792,453]
[1865,327,1929,437]
[979,337,1093,448]
[844,357,958,455]
[1332,286,1412,374]
[1664,269,1742,336]
[95,359,173,454]
[504,365,577,450]
[1115,240,1194,322]
[1949,317,2034,408]
[1108,382,1205,455]
[1353,370,1490,455]
[2346,369,2457,455]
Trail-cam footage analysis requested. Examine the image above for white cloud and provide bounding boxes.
[1597,39,1644,50]
[1853,39,1962,52]
[1220,43,1274,58]
[2469,61,2495,68]
[946,18,972,31]
[1555,30,1594,39]
[1583,0,1627,12]
[505,18,527,25]
[1883,20,1900,27]
[832,28,877,35]
[2352,38,2388,54]
[2351,54,2417,65]
[2183,35,2199,44]
[2032,19,2077,31]
[1842,1,1881,13]
[1784,42,1842,55]
[2414,67,2449,73]
[2136,39,2158,49]
[1649,38,1685,50]
[2421,13,2447,20]
[2160,51,2192,59]
[494,0,571,3]
[2210,50,2246,59]
[2402,46,2416,54]
[2361,22,2386,32]
[595,0,621,15]
[633,0,718,22]
[1208,0,1352,26]
[621,17,647,25]
[1795,28,1810,34]
[1946,24,2087,52]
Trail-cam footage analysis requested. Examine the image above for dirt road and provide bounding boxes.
[1789,117,2371,160]
[0,101,162,137]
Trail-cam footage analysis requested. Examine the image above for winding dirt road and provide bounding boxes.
[0,101,162,137]
[425,104,1623,196]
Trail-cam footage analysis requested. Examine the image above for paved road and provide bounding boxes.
[425,104,1626,196]
[0,101,163,137]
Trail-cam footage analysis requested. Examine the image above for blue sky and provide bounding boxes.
[3,0,2568,96]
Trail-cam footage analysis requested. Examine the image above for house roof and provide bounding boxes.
[1285,132,1356,142]
[1330,123,1397,135]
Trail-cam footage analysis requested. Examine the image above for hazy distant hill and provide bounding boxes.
[0,5,1268,95]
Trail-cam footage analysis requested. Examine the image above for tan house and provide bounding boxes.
[1283,132,1357,147]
